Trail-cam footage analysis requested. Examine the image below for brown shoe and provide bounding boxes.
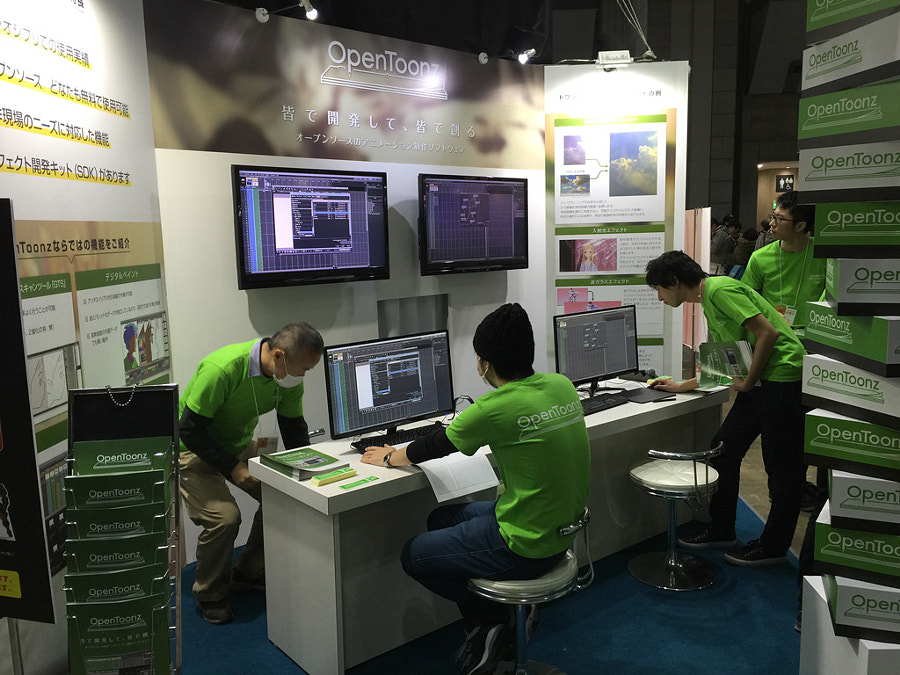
[197,598,233,625]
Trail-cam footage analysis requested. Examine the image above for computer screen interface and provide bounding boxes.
[324,330,455,439]
[554,305,640,392]
[419,174,528,275]
[233,165,389,288]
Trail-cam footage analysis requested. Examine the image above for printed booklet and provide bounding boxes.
[259,446,349,480]
[698,340,753,389]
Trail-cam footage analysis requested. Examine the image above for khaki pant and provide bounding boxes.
[179,445,264,601]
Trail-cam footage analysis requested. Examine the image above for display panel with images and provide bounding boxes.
[324,331,455,440]
[418,174,528,275]
[232,165,390,289]
[554,305,640,391]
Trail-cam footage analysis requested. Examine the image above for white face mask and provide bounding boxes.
[273,354,305,388]
[477,359,496,390]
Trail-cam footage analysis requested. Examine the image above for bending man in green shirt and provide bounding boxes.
[361,303,590,675]
[179,322,323,625]
[646,251,807,569]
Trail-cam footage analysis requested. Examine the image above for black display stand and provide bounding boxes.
[65,384,181,675]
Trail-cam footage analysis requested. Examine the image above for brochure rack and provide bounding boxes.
[63,385,180,675]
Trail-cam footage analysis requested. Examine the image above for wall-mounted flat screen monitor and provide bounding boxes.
[324,330,455,440]
[418,173,528,275]
[554,305,640,394]
[232,164,389,289]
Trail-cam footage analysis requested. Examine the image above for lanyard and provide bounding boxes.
[778,243,810,310]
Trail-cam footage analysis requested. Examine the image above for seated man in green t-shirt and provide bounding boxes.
[178,322,323,625]
[361,303,590,675]
[645,251,807,569]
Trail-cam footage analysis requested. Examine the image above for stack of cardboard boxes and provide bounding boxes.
[797,3,900,669]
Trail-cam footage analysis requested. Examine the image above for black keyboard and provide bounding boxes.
[350,423,444,453]
[580,392,630,416]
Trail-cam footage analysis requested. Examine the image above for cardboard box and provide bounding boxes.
[803,301,900,377]
[805,408,900,482]
[812,201,900,259]
[802,354,900,431]
[825,258,900,316]
[824,574,900,644]
[830,470,900,534]
[815,501,900,588]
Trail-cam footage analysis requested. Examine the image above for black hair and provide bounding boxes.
[775,191,815,234]
[741,228,759,241]
[472,303,535,381]
[270,322,325,357]
[645,250,707,289]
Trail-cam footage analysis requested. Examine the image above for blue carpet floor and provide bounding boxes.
[180,500,801,674]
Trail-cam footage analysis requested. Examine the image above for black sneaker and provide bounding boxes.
[677,525,737,549]
[724,539,787,567]
[231,568,265,592]
[196,598,233,625]
[459,623,509,675]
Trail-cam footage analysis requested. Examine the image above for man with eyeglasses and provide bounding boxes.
[741,191,826,334]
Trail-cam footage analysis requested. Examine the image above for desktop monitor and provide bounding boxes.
[324,330,455,440]
[232,164,390,289]
[553,305,640,394]
[418,173,528,275]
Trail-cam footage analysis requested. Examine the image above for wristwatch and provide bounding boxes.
[382,451,394,468]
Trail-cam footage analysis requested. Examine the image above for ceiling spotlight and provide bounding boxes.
[517,48,536,64]
[300,0,318,20]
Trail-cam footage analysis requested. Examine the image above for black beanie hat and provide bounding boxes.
[472,303,534,374]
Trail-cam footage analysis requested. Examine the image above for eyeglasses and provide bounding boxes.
[768,212,794,225]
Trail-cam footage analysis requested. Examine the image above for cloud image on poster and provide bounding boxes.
[563,135,585,165]
[560,174,590,195]
[609,130,658,196]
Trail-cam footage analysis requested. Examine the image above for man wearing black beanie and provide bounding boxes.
[361,303,590,675]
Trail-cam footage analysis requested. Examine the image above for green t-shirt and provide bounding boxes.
[445,372,590,558]
[701,276,805,382]
[178,339,304,458]
[741,240,826,328]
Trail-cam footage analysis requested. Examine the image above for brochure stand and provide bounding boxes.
[63,385,180,675]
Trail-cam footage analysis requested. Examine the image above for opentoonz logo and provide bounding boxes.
[321,40,447,100]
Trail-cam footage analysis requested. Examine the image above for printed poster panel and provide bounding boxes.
[75,265,169,388]
[143,0,544,170]
[544,63,689,377]
[554,116,667,225]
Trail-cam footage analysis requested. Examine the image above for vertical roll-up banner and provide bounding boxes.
[0,199,55,623]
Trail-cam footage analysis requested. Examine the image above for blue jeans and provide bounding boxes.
[708,380,806,554]
[401,501,565,627]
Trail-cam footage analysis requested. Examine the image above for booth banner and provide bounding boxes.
[544,62,690,376]
[806,0,900,34]
[143,0,544,170]
[802,12,900,91]
[798,81,900,144]
[798,139,900,192]
[0,200,55,623]
[1,0,167,629]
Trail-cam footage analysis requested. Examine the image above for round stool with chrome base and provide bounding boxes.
[468,509,592,675]
[627,442,724,591]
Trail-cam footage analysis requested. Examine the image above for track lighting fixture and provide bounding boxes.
[255,2,317,24]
